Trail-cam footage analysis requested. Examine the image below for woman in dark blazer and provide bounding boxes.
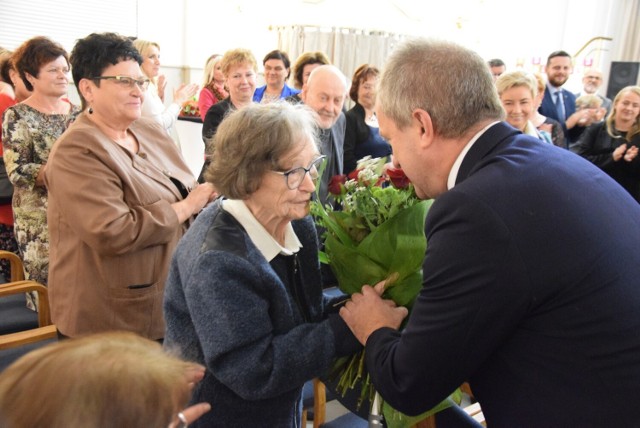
[343,64,391,174]
[570,85,640,202]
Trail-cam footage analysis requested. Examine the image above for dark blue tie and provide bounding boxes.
[555,90,565,121]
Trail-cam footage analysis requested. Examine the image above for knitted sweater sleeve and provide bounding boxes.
[182,247,344,400]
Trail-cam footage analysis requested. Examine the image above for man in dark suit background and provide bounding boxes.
[487,58,506,82]
[340,38,640,427]
[538,50,590,146]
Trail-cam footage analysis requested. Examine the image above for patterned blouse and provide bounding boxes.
[1,102,80,295]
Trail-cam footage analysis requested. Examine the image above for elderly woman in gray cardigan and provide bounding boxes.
[163,102,362,428]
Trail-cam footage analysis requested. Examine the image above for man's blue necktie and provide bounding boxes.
[555,90,565,121]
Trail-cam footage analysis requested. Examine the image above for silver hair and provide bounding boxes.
[377,38,504,137]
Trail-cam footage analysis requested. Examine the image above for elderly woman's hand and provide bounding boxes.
[171,182,218,223]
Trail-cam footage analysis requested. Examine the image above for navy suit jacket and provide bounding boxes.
[539,86,577,145]
[365,122,640,427]
[316,113,345,206]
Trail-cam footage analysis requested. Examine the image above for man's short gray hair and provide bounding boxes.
[377,38,504,137]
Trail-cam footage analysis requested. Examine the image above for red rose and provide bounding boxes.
[328,174,347,195]
[347,169,360,181]
[387,167,411,189]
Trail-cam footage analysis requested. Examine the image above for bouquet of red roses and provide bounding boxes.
[311,157,458,427]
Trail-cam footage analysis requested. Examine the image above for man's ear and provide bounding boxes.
[412,108,434,148]
[300,84,307,102]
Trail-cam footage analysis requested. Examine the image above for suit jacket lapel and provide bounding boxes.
[329,126,343,174]
[456,122,520,186]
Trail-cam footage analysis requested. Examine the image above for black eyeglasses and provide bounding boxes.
[89,75,151,91]
[272,155,326,190]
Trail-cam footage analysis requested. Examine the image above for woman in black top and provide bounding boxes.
[571,85,640,202]
[343,64,392,174]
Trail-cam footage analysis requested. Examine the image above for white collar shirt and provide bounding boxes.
[223,199,302,262]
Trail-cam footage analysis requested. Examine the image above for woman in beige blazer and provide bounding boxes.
[44,33,216,339]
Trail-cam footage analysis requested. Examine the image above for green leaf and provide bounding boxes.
[324,200,431,301]
[317,250,329,265]
[382,393,458,428]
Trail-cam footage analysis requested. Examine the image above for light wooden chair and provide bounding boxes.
[0,250,25,282]
[0,251,57,371]
[460,382,486,426]
[0,280,56,350]
[302,378,329,428]
[462,402,486,426]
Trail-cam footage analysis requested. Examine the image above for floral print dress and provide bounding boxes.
[1,102,80,308]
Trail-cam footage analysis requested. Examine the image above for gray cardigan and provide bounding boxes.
[164,199,358,428]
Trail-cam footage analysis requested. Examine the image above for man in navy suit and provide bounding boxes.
[538,50,588,146]
[340,39,640,427]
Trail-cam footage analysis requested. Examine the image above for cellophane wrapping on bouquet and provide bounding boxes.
[311,157,460,428]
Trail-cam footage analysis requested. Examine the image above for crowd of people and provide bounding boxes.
[0,31,639,427]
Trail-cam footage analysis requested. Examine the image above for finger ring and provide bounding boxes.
[177,412,188,428]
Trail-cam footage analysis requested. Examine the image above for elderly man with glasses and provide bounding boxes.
[575,68,612,114]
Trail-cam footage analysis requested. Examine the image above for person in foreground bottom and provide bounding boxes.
[0,331,210,427]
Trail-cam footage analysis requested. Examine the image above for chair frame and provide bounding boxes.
[302,378,327,428]
[0,251,57,350]
[0,250,25,282]
[306,378,485,428]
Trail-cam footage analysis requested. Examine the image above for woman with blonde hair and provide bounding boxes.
[495,71,547,142]
[133,39,198,139]
[199,48,257,181]
[198,54,228,121]
[0,332,211,428]
[571,85,640,202]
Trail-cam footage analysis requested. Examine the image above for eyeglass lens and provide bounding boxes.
[286,157,324,189]
[92,76,149,91]
[120,77,149,90]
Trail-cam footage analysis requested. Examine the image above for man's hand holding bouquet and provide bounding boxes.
[311,157,460,427]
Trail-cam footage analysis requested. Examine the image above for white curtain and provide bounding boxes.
[612,0,640,65]
[276,26,304,61]
[302,28,336,63]
[273,25,406,88]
